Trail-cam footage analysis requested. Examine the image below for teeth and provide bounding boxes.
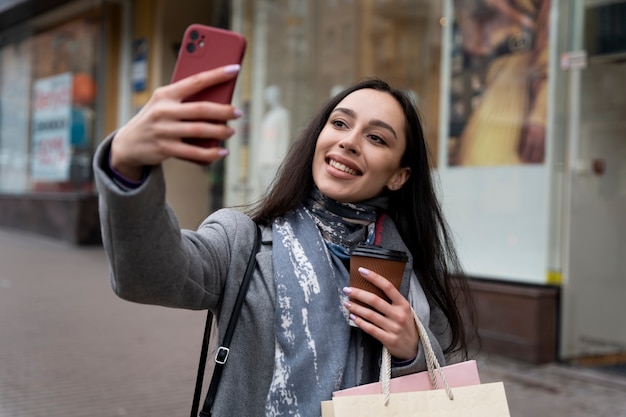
[329,159,358,175]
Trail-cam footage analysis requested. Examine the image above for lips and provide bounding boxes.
[327,158,362,176]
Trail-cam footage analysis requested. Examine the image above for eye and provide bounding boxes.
[331,119,348,129]
[368,134,386,145]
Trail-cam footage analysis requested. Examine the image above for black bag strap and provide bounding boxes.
[191,225,262,417]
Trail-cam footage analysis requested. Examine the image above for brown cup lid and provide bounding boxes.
[350,245,408,262]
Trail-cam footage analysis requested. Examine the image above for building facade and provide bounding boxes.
[0,0,624,365]
[0,0,225,242]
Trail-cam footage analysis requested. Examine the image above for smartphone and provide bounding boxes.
[171,24,246,148]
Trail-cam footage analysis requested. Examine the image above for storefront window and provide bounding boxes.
[230,0,443,204]
[0,17,100,193]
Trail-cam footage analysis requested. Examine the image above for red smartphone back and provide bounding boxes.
[171,24,246,105]
[171,24,246,153]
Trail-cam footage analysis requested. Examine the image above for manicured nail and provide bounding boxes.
[349,314,357,321]
[218,148,230,157]
[343,301,352,308]
[224,64,241,73]
[226,127,235,136]
[358,267,370,275]
[233,108,243,118]
[342,287,352,294]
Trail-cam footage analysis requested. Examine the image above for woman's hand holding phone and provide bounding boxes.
[110,65,242,180]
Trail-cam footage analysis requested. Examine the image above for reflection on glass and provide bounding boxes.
[236,0,444,201]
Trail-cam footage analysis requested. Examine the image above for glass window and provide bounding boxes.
[231,0,443,204]
[0,16,100,193]
[447,0,550,167]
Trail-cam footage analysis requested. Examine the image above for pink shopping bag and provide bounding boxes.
[332,359,481,398]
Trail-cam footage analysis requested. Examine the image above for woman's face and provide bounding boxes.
[312,88,411,203]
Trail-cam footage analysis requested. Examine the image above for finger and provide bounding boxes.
[170,100,242,124]
[343,286,407,331]
[349,310,390,338]
[342,286,395,332]
[347,301,418,358]
[157,119,236,142]
[169,64,241,101]
[346,304,404,350]
[157,139,230,164]
[357,267,406,306]
[345,287,389,320]
[343,295,385,327]
[343,290,418,359]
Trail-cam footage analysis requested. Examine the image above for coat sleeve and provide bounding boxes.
[93,134,251,310]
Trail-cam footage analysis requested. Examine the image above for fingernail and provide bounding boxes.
[226,127,235,136]
[349,314,357,321]
[233,108,243,118]
[342,287,352,294]
[224,64,241,73]
[343,301,352,308]
[358,267,370,275]
[218,148,230,157]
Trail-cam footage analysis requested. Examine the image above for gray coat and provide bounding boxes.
[93,135,449,416]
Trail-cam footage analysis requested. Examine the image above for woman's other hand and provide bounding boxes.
[343,267,419,361]
[110,64,242,180]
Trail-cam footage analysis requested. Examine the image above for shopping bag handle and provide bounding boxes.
[380,307,454,405]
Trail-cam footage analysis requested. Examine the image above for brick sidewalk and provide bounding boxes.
[0,229,206,417]
[1,228,625,416]
[477,352,626,416]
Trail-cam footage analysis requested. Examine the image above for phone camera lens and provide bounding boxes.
[186,42,196,53]
[190,30,199,40]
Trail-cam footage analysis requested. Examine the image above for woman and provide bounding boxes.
[94,65,474,416]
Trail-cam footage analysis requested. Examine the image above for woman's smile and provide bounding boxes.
[326,157,362,176]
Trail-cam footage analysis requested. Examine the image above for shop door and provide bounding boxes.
[561,0,626,365]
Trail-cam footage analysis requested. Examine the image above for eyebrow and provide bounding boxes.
[332,107,398,140]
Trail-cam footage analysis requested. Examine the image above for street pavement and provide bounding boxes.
[1,227,625,417]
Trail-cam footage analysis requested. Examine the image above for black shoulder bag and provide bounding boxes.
[190,226,262,417]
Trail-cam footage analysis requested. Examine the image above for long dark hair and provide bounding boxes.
[249,78,476,358]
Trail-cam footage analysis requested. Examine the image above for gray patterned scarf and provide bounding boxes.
[264,189,389,416]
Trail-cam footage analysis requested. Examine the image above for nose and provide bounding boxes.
[338,131,360,155]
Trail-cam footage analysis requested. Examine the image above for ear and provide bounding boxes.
[387,167,411,191]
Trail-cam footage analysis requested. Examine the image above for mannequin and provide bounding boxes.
[257,85,290,192]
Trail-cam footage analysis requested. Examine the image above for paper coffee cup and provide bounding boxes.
[349,245,408,307]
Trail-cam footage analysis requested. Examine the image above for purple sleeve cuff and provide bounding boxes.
[392,355,417,367]
[107,150,148,190]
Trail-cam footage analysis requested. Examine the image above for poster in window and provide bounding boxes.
[448,0,550,167]
[31,73,72,181]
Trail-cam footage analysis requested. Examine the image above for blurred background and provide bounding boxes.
[0,0,624,415]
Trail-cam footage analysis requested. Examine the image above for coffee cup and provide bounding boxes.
[349,245,408,308]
